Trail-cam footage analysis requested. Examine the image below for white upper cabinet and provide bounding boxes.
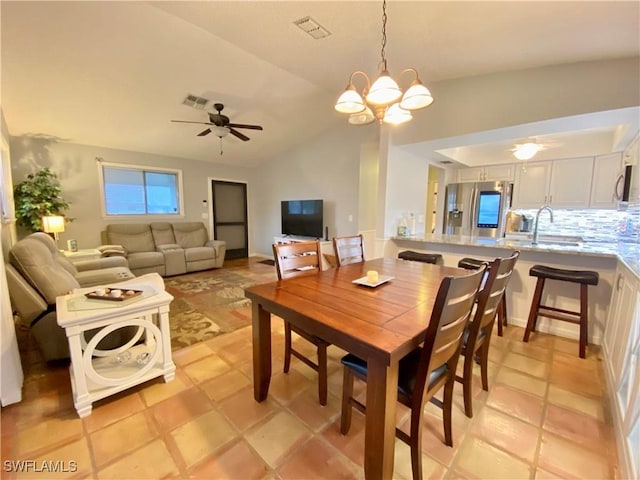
[549,157,594,207]
[512,157,595,209]
[456,165,515,183]
[590,152,623,208]
[512,162,552,208]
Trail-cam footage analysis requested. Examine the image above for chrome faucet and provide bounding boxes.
[532,205,554,244]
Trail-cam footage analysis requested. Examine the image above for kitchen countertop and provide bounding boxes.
[393,234,640,279]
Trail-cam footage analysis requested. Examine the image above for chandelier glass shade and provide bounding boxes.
[334,0,434,126]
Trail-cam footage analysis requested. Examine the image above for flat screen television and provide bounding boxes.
[281,199,323,238]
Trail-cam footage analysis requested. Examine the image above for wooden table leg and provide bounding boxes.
[364,357,398,480]
[252,302,272,402]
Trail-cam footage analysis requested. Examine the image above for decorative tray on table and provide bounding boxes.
[85,288,143,301]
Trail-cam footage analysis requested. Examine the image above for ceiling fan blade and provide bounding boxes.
[229,128,250,141]
[171,120,213,126]
[228,123,263,131]
[197,129,211,137]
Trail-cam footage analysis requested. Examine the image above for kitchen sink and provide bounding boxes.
[498,235,584,247]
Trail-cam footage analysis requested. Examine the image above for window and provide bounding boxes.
[100,163,182,216]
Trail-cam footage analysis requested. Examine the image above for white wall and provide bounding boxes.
[394,57,640,147]
[9,138,253,249]
[249,125,378,257]
[384,144,431,238]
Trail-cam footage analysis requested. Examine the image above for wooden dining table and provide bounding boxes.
[244,257,467,480]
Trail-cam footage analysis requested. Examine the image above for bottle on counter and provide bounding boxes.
[397,215,408,237]
[408,212,416,236]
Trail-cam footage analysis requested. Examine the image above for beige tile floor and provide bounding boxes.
[1,291,620,479]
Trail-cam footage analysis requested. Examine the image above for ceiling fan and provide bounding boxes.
[171,103,263,142]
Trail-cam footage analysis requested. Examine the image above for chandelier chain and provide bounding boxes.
[380,0,388,71]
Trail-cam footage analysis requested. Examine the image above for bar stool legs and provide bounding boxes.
[523,277,545,343]
[523,265,598,359]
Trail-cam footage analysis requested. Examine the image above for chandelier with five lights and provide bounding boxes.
[334,0,434,126]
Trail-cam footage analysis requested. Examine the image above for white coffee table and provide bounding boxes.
[56,285,175,417]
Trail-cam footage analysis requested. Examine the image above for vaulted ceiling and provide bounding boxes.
[2,1,639,167]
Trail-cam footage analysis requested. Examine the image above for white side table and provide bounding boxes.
[62,249,102,261]
[56,285,175,417]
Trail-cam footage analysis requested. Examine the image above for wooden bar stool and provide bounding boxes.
[398,250,443,265]
[523,265,599,358]
[457,257,509,337]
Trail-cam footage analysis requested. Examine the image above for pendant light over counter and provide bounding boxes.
[334,0,434,126]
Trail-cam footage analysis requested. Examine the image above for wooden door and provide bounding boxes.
[211,180,248,259]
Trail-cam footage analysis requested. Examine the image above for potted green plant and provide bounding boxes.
[13,168,72,232]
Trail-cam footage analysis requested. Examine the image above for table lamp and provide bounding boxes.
[41,215,65,249]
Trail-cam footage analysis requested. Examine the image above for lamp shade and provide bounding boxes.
[41,215,65,233]
[348,106,376,126]
[335,88,366,114]
[212,126,230,138]
[400,83,434,110]
[383,103,412,125]
[366,71,402,105]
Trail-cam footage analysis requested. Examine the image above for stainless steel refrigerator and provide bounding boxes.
[443,181,512,238]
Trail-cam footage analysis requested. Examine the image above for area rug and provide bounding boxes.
[165,261,277,350]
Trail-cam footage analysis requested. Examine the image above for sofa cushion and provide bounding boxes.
[185,246,217,263]
[151,222,176,247]
[173,222,208,249]
[127,251,165,269]
[106,224,155,253]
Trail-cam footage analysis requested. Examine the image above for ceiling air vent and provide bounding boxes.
[439,160,453,165]
[293,16,331,40]
[182,94,209,110]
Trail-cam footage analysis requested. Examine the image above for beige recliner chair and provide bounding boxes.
[6,234,162,362]
[29,232,135,287]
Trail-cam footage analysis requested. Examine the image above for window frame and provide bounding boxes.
[98,161,185,219]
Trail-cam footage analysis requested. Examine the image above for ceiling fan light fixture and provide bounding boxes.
[513,141,542,160]
[213,126,230,138]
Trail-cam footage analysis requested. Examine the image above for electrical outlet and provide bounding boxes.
[348,214,353,222]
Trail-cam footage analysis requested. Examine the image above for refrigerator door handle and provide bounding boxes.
[468,185,477,233]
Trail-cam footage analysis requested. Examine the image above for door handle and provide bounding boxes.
[614,174,624,200]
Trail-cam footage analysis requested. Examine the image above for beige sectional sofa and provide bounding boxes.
[101,222,226,277]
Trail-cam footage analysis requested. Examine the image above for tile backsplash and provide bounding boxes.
[512,206,640,243]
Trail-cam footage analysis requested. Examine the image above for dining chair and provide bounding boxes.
[272,240,330,405]
[332,234,365,266]
[455,250,520,418]
[339,266,486,480]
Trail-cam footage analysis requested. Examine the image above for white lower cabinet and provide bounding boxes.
[603,262,640,479]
